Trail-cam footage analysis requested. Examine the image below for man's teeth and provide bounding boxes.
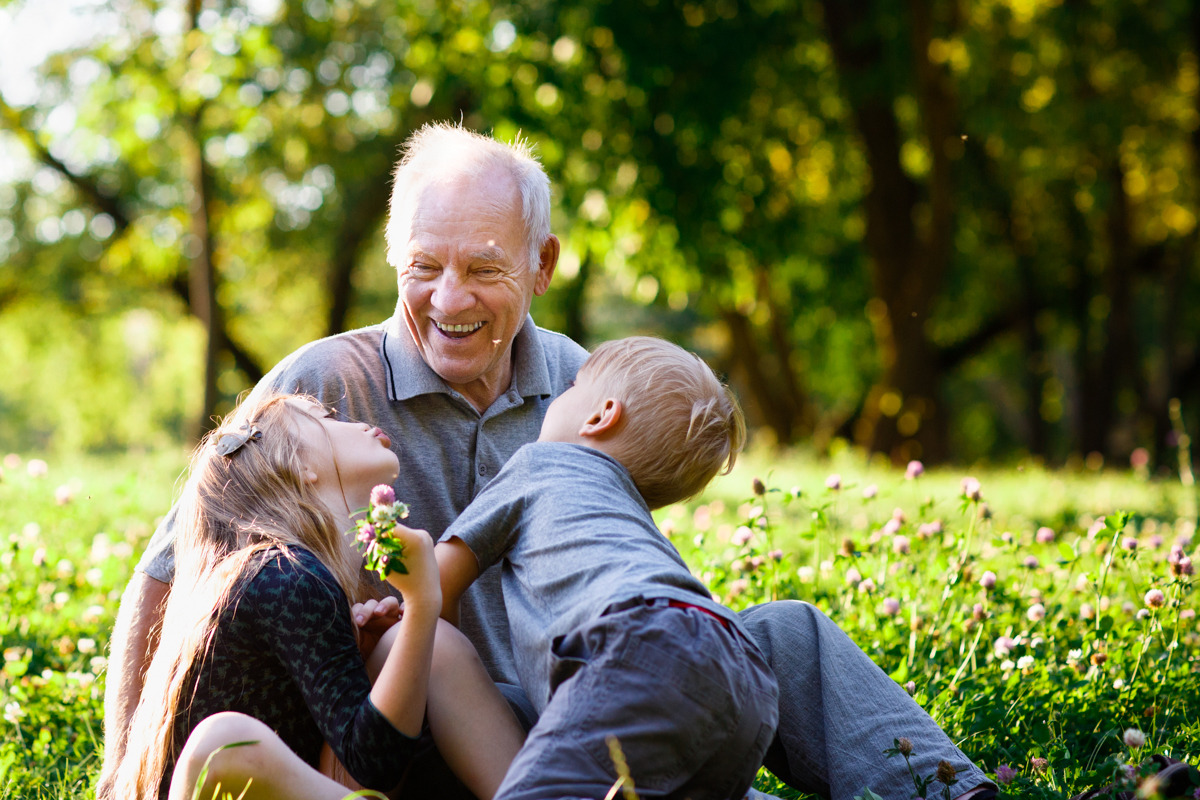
[436,321,484,333]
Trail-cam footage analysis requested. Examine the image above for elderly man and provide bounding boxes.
[99,124,995,800]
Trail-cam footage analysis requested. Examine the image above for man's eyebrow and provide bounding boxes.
[407,247,440,263]
[468,245,508,263]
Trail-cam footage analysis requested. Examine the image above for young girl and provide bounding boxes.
[107,393,525,800]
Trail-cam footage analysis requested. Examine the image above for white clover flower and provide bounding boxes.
[1123,728,1146,748]
[77,638,96,655]
[3,701,25,724]
[1017,655,1035,670]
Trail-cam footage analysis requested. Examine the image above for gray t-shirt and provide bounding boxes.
[137,312,588,684]
[440,441,747,713]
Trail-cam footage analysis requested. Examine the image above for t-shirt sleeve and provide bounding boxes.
[240,554,422,790]
[439,465,527,572]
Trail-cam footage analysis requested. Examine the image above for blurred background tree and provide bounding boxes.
[2,0,1199,469]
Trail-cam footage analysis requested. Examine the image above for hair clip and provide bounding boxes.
[215,423,263,458]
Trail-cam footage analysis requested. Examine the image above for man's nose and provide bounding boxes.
[432,270,474,315]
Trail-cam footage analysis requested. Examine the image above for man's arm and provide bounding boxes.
[94,573,169,800]
[434,538,481,627]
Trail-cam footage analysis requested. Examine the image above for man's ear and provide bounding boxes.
[533,235,559,296]
[579,398,623,438]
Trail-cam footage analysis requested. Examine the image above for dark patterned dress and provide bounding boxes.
[163,547,426,798]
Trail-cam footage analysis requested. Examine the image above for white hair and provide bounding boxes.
[384,122,551,272]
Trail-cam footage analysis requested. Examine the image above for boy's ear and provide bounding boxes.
[579,398,623,438]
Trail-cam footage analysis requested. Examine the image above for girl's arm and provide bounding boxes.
[370,524,442,738]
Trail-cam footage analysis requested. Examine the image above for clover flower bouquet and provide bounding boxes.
[352,484,410,580]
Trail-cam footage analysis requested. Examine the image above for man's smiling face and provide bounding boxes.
[397,169,554,412]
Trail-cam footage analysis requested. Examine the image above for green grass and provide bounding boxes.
[1,445,1198,799]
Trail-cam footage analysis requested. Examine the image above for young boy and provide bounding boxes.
[433,336,779,800]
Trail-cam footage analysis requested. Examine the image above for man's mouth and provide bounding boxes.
[434,320,485,338]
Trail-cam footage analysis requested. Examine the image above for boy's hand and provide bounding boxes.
[382,524,442,617]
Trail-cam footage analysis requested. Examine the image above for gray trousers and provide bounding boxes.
[738,600,995,800]
[398,601,994,800]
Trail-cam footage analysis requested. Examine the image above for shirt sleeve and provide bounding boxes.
[439,462,527,572]
[239,553,423,791]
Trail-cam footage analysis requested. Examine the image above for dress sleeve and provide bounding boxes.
[240,553,424,791]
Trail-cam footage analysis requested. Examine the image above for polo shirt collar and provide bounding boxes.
[381,312,553,403]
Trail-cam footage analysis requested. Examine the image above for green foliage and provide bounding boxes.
[0,448,182,799]
[4,0,1200,463]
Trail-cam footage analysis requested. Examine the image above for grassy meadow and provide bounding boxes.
[1,444,1198,799]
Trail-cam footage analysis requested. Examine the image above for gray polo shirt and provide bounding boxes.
[136,311,588,684]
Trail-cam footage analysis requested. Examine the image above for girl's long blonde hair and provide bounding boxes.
[108,393,374,799]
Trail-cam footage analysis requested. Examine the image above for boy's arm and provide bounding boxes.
[434,538,481,627]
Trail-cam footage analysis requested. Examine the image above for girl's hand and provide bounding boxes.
[351,596,401,631]
[351,596,401,660]
[382,524,442,616]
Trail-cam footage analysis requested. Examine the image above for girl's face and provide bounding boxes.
[286,398,399,511]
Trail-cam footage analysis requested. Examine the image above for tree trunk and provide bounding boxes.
[184,111,221,437]
[756,267,810,439]
[721,308,800,443]
[184,0,222,436]
[821,0,959,462]
[325,172,394,336]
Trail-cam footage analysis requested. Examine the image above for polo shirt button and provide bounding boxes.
[478,464,487,475]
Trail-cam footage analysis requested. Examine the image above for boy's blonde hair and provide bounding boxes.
[582,336,745,509]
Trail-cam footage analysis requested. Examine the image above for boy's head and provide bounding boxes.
[539,336,746,509]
